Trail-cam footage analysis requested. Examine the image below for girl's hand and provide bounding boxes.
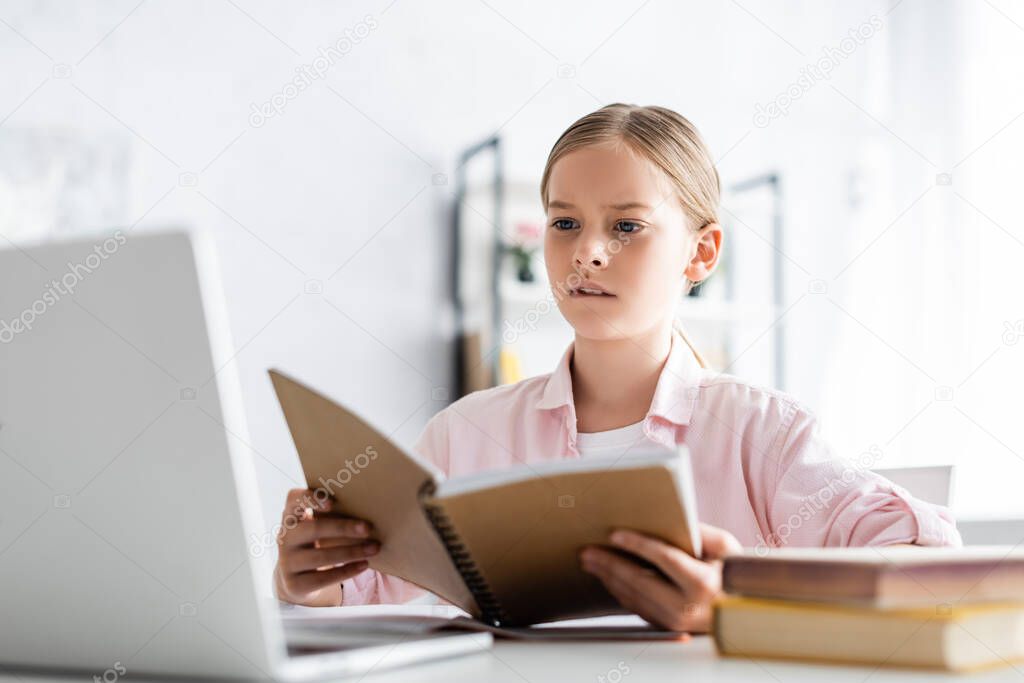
[273,488,379,606]
[579,523,741,632]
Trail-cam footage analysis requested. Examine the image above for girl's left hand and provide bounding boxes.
[579,522,742,632]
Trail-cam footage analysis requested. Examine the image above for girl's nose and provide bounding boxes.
[575,245,609,270]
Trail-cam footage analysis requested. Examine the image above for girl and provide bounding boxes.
[273,104,961,631]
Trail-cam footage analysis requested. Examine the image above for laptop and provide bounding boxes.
[0,228,492,680]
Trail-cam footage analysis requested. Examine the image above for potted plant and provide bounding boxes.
[508,220,542,282]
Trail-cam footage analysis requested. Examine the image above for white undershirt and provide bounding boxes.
[575,420,651,458]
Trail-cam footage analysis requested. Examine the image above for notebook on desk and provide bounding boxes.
[280,605,688,643]
[270,369,702,627]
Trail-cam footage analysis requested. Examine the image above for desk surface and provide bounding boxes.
[6,637,1024,683]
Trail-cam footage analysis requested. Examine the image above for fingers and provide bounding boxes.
[698,522,742,560]
[315,536,372,549]
[580,548,705,632]
[283,488,331,521]
[283,540,381,574]
[278,516,373,548]
[285,561,371,596]
[278,489,373,547]
[276,489,378,605]
[582,525,739,632]
[607,530,715,593]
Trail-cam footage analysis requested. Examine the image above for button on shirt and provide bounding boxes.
[341,331,962,604]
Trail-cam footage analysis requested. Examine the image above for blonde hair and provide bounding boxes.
[539,103,721,368]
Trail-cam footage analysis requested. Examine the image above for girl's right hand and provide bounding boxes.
[273,488,379,606]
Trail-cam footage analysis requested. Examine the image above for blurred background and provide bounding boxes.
[1,0,1021,544]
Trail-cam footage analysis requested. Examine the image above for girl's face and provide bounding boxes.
[543,141,716,341]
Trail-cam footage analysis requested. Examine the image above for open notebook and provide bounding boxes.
[280,605,689,645]
[269,369,701,627]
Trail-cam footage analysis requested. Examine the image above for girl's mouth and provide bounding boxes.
[569,286,615,298]
[569,278,615,297]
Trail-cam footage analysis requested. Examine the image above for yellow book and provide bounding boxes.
[713,596,1024,672]
[498,346,523,384]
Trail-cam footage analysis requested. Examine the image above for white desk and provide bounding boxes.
[6,637,1023,682]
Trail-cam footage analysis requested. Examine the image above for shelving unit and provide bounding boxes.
[697,172,786,389]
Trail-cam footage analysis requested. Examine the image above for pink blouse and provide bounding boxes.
[341,332,962,604]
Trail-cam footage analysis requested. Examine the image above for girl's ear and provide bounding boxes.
[684,222,722,283]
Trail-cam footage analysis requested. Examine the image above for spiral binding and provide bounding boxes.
[419,482,507,626]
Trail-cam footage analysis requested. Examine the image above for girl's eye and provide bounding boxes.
[550,218,643,233]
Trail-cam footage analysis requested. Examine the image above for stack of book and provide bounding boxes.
[713,546,1024,672]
